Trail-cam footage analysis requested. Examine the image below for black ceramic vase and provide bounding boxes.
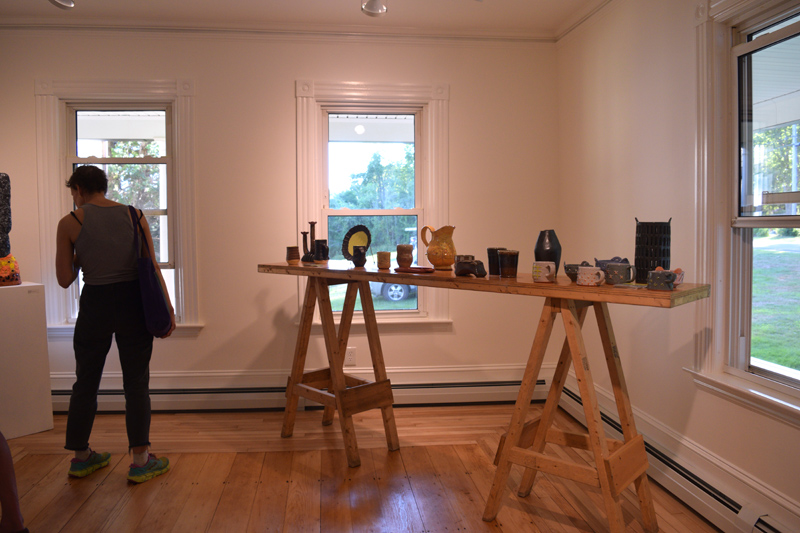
[534,229,562,276]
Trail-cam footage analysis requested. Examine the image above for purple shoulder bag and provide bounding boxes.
[129,206,171,337]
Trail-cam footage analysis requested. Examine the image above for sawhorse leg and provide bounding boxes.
[281,278,317,439]
[281,277,399,468]
[483,297,559,521]
[484,298,657,533]
[594,302,657,532]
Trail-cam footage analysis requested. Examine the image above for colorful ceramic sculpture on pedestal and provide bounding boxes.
[0,173,21,286]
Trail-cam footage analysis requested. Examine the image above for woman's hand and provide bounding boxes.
[159,309,177,338]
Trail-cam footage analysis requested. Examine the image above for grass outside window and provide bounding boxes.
[751,233,800,373]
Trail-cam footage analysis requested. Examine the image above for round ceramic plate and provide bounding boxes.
[341,225,371,260]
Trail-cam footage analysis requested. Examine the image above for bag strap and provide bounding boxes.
[69,211,82,225]
[128,206,148,259]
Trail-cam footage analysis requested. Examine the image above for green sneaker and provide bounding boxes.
[127,453,169,483]
[68,450,111,478]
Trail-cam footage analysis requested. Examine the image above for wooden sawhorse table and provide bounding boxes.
[278,274,399,468]
[258,262,709,531]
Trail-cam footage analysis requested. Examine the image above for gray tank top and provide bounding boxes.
[74,204,139,285]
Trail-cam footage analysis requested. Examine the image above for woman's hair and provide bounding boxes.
[65,165,108,194]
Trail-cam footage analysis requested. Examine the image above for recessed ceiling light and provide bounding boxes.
[48,0,75,9]
[354,125,366,135]
[362,0,387,17]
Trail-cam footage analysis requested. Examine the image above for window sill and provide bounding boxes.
[47,323,204,340]
[303,315,454,328]
[684,367,800,429]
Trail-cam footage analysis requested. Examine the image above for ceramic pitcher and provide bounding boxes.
[421,225,456,270]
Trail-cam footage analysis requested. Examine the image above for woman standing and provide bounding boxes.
[55,165,174,483]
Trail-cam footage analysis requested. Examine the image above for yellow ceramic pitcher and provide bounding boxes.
[421,225,456,271]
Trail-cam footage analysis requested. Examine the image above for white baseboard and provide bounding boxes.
[560,373,800,533]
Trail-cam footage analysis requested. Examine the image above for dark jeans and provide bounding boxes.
[65,280,154,452]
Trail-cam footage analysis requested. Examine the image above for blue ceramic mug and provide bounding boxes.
[647,270,676,291]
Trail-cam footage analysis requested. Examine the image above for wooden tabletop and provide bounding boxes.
[258,262,709,309]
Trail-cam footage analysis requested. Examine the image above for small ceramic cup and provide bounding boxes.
[577,266,605,286]
[286,245,300,265]
[314,239,328,263]
[564,261,590,283]
[647,270,677,291]
[352,246,367,268]
[396,244,414,268]
[497,250,519,278]
[532,261,556,283]
[487,247,507,276]
[606,262,636,285]
[377,251,391,270]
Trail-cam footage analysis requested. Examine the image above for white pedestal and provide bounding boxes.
[0,282,54,439]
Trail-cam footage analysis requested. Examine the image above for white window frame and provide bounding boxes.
[690,0,800,428]
[730,18,800,392]
[296,80,450,323]
[35,79,202,337]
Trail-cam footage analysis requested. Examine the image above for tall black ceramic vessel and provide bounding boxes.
[534,229,562,276]
[634,218,670,283]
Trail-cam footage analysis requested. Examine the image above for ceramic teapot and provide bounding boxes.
[421,225,456,270]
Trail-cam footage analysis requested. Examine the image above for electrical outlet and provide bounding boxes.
[345,347,357,366]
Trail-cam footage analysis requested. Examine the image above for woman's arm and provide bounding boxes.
[55,215,80,288]
[137,211,176,338]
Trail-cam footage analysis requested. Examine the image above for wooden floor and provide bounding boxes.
[7,403,720,533]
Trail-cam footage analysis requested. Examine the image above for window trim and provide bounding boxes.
[296,80,450,324]
[35,79,202,336]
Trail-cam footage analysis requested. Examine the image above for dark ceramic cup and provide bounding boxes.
[647,270,676,291]
[497,249,519,278]
[352,246,367,267]
[487,247,507,276]
[314,239,329,263]
[606,262,637,285]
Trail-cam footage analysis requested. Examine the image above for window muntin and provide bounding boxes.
[325,113,420,312]
[734,16,800,390]
[68,108,176,316]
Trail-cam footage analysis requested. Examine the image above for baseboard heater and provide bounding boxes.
[50,379,542,407]
[562,386,795,532]
[51,379,538,397]
[561,386,743,514]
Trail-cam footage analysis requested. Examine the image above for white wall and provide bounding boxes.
[0,29,559,402]
[556,0,799,530]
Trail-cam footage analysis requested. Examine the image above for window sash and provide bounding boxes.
[66,104,175,270]
[733,18,800,223]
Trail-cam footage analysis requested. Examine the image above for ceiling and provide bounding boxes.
[0,0,608,41]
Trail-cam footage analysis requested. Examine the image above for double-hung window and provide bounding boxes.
[66,106,176,317]
[732,14,800,391]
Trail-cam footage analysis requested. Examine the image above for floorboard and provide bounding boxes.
[7,404,721,532]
